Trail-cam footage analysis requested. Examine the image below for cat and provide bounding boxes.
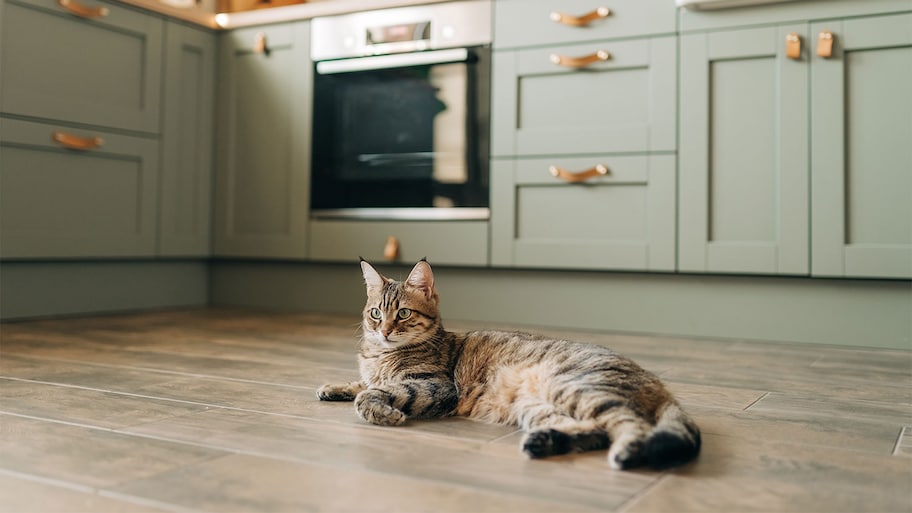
[317,259,701,470]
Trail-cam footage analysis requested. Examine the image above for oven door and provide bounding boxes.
[311,47,490,218]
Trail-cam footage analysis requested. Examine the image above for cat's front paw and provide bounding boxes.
[355,389,407,426]
[317,381,364,401]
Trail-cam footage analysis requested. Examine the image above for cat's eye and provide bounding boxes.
[369,308,382,320]
[397,308,412,320]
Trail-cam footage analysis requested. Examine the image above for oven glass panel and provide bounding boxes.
[311,56,488,211]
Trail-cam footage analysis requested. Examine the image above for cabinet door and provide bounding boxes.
[494,0,676,49]
[213,22,312,258]
[811,14,912,279]
[491,155,675,271]
[0,118,159,258]
[679,25,809,275]
[160,22,215,257]
[491,36,676,157]
[0,0,162,133]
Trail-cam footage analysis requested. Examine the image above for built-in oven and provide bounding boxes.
[310,0,492,221]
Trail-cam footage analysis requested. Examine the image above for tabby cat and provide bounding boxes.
[317,259,701,470]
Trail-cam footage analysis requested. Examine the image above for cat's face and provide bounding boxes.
[361,260,440,348]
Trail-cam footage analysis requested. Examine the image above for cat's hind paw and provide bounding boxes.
[521,429,572,459]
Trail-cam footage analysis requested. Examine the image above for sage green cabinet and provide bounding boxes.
[494,0,676,50]
[811,14,912,279]
[678,25,810,275]
[491,36,676,157]
[491,155,675,271]
[0,118,159,258]
[213,22,312,259]
[0,0,162,133]
[679,12,912,279]
[160,21,216,257]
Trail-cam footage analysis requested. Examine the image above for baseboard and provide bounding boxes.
[0,260,209,320]
[210,260,912,350]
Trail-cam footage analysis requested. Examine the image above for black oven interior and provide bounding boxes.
[311,48,490,212]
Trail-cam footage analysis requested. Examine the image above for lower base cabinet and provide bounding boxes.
[491,155,676,271]
[0,117,159,258]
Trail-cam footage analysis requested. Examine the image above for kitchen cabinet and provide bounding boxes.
[678,24,809,275]
[489,0,678,271]
[0,118,159,258]
[678,10,911,279]
[213,21,312,259]
[0,0,163,133]
[491,155,676,271]
[160,21,216,257]
[810,14,912,279]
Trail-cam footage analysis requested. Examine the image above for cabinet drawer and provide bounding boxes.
[309,220,488,267]
[0,118,159,258]
[491,155,675,271]
[495,0,676,49]
[491,36,676,157]
[0,0,163,133]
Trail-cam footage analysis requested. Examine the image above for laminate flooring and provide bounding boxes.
[0,308,909,513]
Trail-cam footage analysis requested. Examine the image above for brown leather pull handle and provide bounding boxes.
[58,0,109,18]
[549,164,609,183]
[785,32,801,60]
[253,32,269,55]
[817,30,834,58]
[384,236,400,262]
[52,131,104,151]
[550,50,611,68]
[549,7,611,27]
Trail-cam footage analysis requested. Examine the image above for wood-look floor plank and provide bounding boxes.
[0,378,207,429]
[0,472,178,513]
[0,414,224,489]
[621,431,912,513]
[113,452,611,513]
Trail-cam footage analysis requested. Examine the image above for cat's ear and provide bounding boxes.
[405,258,435,298]
[360,258,388,295]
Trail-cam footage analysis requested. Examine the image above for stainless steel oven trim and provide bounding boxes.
[315,48,470,75]
[311,208,490,221]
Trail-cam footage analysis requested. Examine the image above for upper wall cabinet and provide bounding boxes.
[678,24,809,275]
[213,22,312,259]
[159,21,216,257]
[0,0,163,133]
[810,14,912,279]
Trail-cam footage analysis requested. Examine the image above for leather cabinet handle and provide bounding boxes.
[58,0,109,18]
[549,164,609,183]
[550,7,611,27]
[52,131,104,151]
[550,50,611,68]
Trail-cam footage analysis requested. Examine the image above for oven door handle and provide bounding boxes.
[315,48,470,74]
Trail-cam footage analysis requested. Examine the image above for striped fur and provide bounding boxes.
[317,259,701,470]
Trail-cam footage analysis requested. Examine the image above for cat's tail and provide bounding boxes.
[641,402,701,469]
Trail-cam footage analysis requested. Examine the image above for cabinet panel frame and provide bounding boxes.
[810,14,912,279]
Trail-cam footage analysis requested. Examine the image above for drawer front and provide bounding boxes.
[491,36,676,157]
[1,0,163,133]
[491,155,675,271]
[495,0,676,49]
[309,220,489,267]
[0,118,159,258]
